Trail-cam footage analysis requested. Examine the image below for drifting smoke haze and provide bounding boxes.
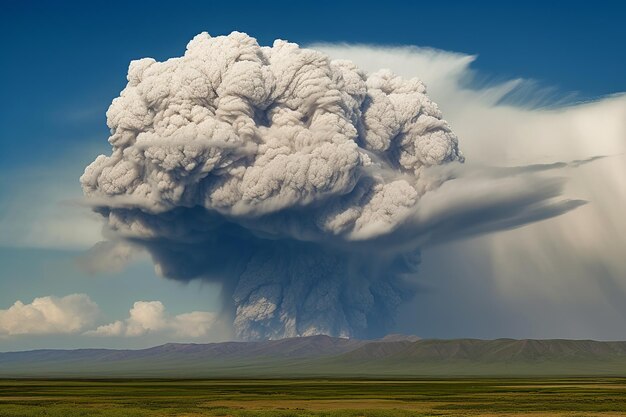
[81,32,579,340]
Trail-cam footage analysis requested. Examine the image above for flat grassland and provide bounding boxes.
[1,378,626,416]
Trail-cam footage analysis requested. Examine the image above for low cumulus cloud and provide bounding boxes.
[86,301,217,338]
[0,295,219,340]
[81,32,579,340]
[0,294,99,336]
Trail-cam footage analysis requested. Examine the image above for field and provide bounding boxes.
[1,379,626,417]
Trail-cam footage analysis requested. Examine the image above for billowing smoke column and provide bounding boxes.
[81,32,571,340]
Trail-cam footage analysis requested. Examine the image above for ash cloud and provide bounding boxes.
[81,32,576,340]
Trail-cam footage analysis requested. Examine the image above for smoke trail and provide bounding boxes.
[81,32,576,339]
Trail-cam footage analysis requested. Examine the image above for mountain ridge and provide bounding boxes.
[2,335,626,378]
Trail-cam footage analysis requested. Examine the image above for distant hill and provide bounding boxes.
[2,336,626,378]
[341,338,626,361]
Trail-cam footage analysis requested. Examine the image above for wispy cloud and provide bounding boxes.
[0,145,104,250]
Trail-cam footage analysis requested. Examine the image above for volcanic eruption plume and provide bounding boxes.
[81,32,578,340]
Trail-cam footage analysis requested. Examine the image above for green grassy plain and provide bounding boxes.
[1,378,626,417]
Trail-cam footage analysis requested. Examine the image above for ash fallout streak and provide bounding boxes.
[81,32,578,340]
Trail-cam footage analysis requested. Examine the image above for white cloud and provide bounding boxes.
[315,44,626,339]
[0,294,99,336]
[86,301,217,338]
[0,295,218,342]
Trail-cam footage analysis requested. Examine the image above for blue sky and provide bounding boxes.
[0,0,625,350]
[2,0,624,167]
[2,0,624,171]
